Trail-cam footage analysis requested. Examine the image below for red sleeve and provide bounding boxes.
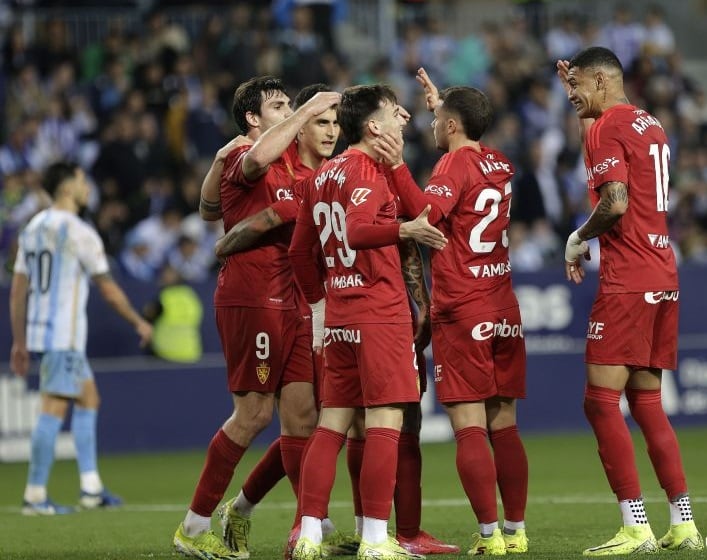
[587,122,629,192]
[347,215,401,249]
[270,199,299,223]
[390,164,445,224]
[289,196,325,303]
[222,146,258,188]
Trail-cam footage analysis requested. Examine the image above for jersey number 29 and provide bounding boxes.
[313,201,357,268]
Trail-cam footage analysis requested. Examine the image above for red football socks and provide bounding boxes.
[490,425,528,522]
[454,426,497,523]
[242,437,286,504]
[360,428,401,520]
[626,388,687,499]
[190,429,246,516]
[281,435,309,496]
[299,427,346,519]
[584,384,641,500]
[394,432,422,538]
[346,437,365,517]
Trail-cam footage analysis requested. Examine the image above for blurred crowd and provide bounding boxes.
[0,0,706,286]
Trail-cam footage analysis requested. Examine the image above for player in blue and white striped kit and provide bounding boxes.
[9,161,152,515]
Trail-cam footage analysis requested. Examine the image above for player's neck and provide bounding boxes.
[52,197,79,214]
[448,136,481,153]
[349,140,377,161]
[598,89,631,115]
[298,145,325,170]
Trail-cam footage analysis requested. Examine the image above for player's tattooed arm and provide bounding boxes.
[577,181,629,240]
[215,207,283,260]
[398,235,432,349]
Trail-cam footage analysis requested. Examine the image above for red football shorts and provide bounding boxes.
[215,306,313,393]
[432,306,527,403]
[321,322,420,408]
[585,291,678,369]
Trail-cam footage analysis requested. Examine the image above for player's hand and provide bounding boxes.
[10,343,29,377]
[565,230,590,284]
[374,132,405,168]
[301,91,342,117]
[556,59,572,97]
[135,319,153,348]
[414,309,432,350]
[216,135,252,162]
[416,67,441,111]
[400,205,447,250]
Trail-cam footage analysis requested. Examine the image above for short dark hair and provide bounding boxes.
[293,83,331,110]
[438,86,492,141]
[569,46,623,74]
[231,76,286,133]
[337,84,398,144]
[43,161,79,198]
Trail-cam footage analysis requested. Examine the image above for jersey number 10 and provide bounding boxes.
[649,143,670,212]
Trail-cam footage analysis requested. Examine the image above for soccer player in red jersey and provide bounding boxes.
[558,46,704,555]
[218,173,459,556]
[173,76,340,560]
[288,84,447,560]
[375,68,530,555]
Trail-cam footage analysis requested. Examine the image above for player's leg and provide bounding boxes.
[446,401,505,555]
[395,358,459,555]
[582,363,658,556]
[433,316,503,555]
[627,368,704,550]
[487,397,528,553]
[583,293,662,555]
[294,334,360,559]
[294,407,354,560]
[346,411,366,536]
[23,351,83,515]
[72,358,122,509]
[355,323,422,559]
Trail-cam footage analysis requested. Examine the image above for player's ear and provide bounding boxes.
[245,111,259,129]
[367,118,381,137]
[595,70,605,91]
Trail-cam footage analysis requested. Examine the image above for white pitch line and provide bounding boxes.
[2,495,706,514]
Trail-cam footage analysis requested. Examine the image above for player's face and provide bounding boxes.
[300,107,340,158]
[258,90,292,132]
[566,66,602,119]
[69,168,90,208]
[372,100,406,140]
[431,104,450,151]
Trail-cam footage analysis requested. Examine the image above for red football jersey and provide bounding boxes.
[293,149,411,325]
[215,141,310,309]
[584,104,678,292]
[424,145,517,322]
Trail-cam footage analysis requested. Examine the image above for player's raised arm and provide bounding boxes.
[242,91,341,181]
[200,136,253,221]
[93,273,153,347]
[9,271,30,377]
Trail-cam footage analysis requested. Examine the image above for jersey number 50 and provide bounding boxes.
[313,201,357,268]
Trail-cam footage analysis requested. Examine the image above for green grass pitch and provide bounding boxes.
[1,428,705,559]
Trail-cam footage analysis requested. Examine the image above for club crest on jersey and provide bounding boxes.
[256,362,270,384]
[276,188,294,200]
[350,187,371,206]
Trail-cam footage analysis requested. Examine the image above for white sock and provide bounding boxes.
[300,515,323,544]
[183,509,211,537]
[362,517,388,545]
[669,494,693,525]
[503,520,525,533]
[233,490,255,518]
[619,498,649,525]
[80,471,103,494]
[479,522,498,537]
[322,517,336,537]
[354,515,363,536]
[24,485,47,503]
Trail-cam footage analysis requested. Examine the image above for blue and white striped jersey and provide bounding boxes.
[14,208,109,352]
